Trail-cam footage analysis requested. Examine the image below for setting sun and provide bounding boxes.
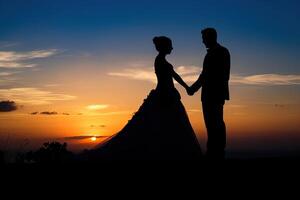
[91,136,97,142]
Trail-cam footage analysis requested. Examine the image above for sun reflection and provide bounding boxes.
[91,136,97,142]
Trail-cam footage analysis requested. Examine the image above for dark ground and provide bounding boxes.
[1,159,299,199]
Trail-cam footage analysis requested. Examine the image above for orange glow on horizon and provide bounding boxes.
[0,69,299,153]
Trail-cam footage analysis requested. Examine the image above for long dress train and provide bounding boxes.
[84,55,202,160]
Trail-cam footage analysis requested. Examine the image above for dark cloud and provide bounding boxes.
[30,111,73,115]
[0,101,17,112]
[40,111,58,115]
[90,124,107,128]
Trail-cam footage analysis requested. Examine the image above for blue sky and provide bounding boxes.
[1,0,300,74]
[0,0,299,91]
[1,0,300,90]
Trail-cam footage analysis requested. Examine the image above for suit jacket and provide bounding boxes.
[192,43,230,103]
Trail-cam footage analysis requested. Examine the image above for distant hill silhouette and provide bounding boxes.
[82,90,202,160]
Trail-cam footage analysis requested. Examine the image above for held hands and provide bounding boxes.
[186,86,195,96]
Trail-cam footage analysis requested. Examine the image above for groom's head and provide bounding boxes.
[201,28,217,49]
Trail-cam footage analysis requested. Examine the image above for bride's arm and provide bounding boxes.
[172,69,189,89]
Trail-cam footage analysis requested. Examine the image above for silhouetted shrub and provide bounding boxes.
[25,142,74,164]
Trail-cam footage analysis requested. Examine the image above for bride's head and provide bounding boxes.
[153,36,173,55]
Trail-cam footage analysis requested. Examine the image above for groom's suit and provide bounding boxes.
[191,43,230,159]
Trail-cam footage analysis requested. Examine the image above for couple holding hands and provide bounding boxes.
[95,27,230,160]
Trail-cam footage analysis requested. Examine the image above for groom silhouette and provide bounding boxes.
[188,28,230,160]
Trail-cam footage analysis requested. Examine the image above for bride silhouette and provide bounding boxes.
[87,36,202,160]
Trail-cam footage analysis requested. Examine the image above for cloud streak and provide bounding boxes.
[0,49,59,61]
[0,76,18,86]
[0,72,19,76]
[108,66,201,83]
[231,74,300,85]
[0,42,19,48]
[0,71,21,86]
[87,111,131,116]
[0,49,59,68]
[109,66,300,86]
[0,88,76,105]
[86,104,109,110]
[108,69,156,83]
[0,62,36,68]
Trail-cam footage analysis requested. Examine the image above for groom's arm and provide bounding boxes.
[190,73,203,93]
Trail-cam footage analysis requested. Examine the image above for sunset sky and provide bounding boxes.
[0,0,300,157]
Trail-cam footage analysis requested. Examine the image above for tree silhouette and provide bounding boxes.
[25,142,74,164]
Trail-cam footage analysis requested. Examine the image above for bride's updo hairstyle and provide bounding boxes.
[153,36,172,52]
